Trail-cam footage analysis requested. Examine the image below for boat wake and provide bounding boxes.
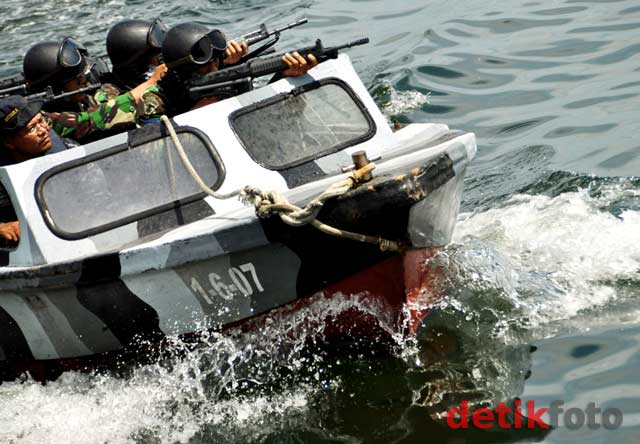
[392,172,640,421]
[452,173,640,337]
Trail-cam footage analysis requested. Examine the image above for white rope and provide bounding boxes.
[161,115,240,200]
[164,133,178,201]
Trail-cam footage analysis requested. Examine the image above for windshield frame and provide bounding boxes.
[35,124,225,240]
[229,78,377,171]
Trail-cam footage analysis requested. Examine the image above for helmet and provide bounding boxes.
[162,23,227,71]
[106,18,167,69]
[23,38,89,93]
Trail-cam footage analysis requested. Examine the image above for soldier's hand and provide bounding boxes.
[130,64,168,102]
[224,40,249,66]
[281,52,318,77]
[148,64,168,84]
[0,221,20,243]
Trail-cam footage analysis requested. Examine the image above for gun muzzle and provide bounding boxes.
[350,38,370,47]
[287,18,308,28]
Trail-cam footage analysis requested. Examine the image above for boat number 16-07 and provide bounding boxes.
[190,263,265,303]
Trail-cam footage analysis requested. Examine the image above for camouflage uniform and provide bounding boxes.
[45,85,165,142]
[45,92,137,141]
[92,83,123,105]
[134,81,216,122]
[46,83,123,114]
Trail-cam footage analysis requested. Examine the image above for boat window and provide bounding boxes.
[37,126,224,240]
[230,78,376,170]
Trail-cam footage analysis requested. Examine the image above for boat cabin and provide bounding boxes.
[0,55,412,268]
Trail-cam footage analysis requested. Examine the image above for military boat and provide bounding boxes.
[0,55,476,380]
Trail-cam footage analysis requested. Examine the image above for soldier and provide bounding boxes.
[22,37,119,112]
[136,22,318,121]
[0,95,74,166]
[104,18,168,91]
[0,95,75,243]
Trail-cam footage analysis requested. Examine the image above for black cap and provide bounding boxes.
[0,95,43,133]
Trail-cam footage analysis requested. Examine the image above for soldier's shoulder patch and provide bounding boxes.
[138,88,165,118]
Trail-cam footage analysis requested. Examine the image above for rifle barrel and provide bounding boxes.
[27,83,102,103]
[332,38,370,51]
[190,78,251,94]
[237,17,308,45]
[272,18,308,35]
[52,83,101,101]
[348,37,370,47]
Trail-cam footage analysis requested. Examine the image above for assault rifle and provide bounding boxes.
[189,38,369,100]
[25,83,102,104]
[234,18,308,62]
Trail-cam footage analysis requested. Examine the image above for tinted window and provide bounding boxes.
[39,130,222,238]
[231,80,375,169]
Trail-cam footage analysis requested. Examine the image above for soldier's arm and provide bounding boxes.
[46,92,139,141]
[47,65,169,141]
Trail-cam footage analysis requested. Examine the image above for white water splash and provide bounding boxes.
[451,187,640,332]
[380,83,431,116]
[0,370,314,444]
[0,293,400,444]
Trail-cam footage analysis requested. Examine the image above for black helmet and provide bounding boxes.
[107,18,167,69]
[23,38,89,93]
[163,23,227,71]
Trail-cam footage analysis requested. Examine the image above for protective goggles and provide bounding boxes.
[117,18,168,68]
[166,29,227,69]
[58,37,89,68]
[148,18,168,49]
